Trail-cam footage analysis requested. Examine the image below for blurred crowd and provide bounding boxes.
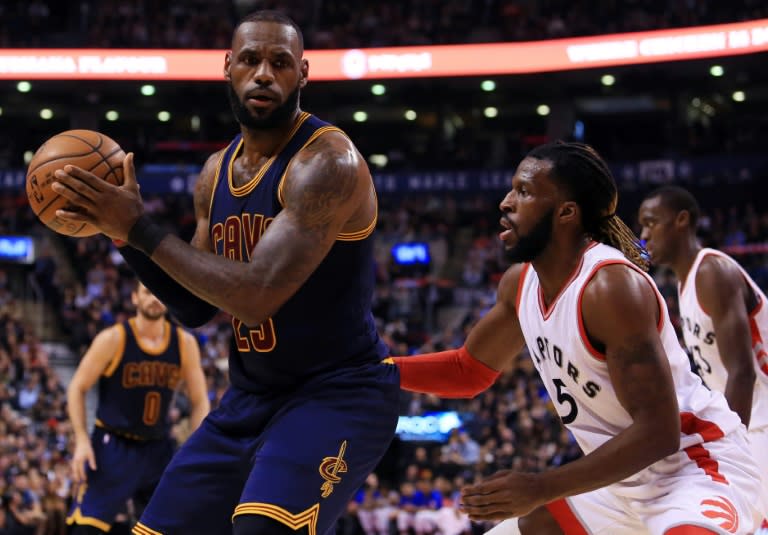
[2,0,768,49]
[0,181,767,533]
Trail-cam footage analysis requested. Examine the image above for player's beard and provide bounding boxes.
[227,82,301,130]
[137,304,166,321]
[505,208,555,263]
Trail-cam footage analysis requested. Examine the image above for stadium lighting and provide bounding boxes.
[157,110,171,122]
[40,108,53,119]
[17,81,31,93]
[537,104,551,116]
[732,91,745,102]
[23,151,34,164]
[353,111,368,122]
[141,84,156,96]
[369,154,388,167]
[483,107,498,118]
[481,80,496,92]
[371,84,386,96]
[105,110,119,121]
[0,106,3,116]
[601,74,615,86]
[404,109,417,121]
[709,65,724,77]
[191,115,201,131]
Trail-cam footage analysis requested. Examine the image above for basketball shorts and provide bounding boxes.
[487,429,762,535]
[133,361,400,535]
[747,425,768,520]
[67,427,175,531]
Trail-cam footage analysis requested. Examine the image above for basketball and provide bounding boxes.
[26,130,126,237]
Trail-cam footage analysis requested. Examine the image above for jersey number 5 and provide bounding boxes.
[232,317,277,352]
[553,378,578,424]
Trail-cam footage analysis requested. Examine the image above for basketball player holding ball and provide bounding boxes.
[49,10,400,535]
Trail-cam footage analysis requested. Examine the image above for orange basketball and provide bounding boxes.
[26,130,125,237]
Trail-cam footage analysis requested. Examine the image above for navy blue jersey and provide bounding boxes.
[95,319,182,439]
[208,112,387,390]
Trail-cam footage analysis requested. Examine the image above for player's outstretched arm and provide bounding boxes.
[52,131,368,327]
[393,264,526,398]
[461,264,680,520]
[696,255,755,427]
[114,153,222,327]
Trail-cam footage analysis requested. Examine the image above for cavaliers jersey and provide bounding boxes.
[95,319,183,440]
[515,242,742,495]
[208,112,387,391]
[678,248,768,431]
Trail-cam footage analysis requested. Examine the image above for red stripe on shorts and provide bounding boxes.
[546,499,589,535]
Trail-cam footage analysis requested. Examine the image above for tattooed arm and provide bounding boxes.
[138,131,369,326]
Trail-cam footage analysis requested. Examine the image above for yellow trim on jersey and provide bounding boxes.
[381,357,395,365]
[103,324,126,378]
[337,212,377,241]
[66,508,112,532]
[206,141,233,234]
[229,112,312,197]
[132,521,164,535]
[232,502,320,535]
[128,318,171,356]
[93,420,150,441]
[177,327,188,368]
[275,124,377,241]
[276,125,344,207]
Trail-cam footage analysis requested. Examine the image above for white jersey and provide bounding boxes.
[678,247,768,431]
[515,242,742,497]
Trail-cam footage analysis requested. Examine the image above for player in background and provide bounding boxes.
[639,185,768,531]
[51,10,400,535]
[66,282,209,534]
[393,142,764,534]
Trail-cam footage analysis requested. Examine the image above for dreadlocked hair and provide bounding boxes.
[526,141,649,270]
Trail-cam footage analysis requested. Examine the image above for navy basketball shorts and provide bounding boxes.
[67,427,175,531]
[133,361,400,535]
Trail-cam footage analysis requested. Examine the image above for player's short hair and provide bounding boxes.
[526,141,648,270]
[235,10,304,53]
[644,185,700,228]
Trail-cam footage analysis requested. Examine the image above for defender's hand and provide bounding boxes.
[461,471,549,521]
[52,153,144,241]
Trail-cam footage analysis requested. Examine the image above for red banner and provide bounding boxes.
[1,19,766,81]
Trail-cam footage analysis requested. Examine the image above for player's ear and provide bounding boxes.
[558,201,579,224]
[676,209,690,228]
[224,51,233,80]
[299,59,309,88]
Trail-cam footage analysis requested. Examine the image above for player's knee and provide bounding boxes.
[70,525,110,535]
[232,514,310,535]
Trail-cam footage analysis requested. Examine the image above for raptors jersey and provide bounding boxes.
[515,242,742,496]
[678,248,768,431]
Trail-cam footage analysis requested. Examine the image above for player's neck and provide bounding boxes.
[133,314,166,341]
[240,109,302,158]
[533,235,592,307]
[670,235,702,283]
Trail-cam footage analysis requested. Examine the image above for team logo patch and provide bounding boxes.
[700,496,739,533]
[319,440,348,498]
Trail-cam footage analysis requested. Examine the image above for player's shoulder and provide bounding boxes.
[582,261,656,312]
[696,250,740,283]
[176,326,199,346]
[90,322,125,348]
[497,263,529,310]
[695,250,745,302]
